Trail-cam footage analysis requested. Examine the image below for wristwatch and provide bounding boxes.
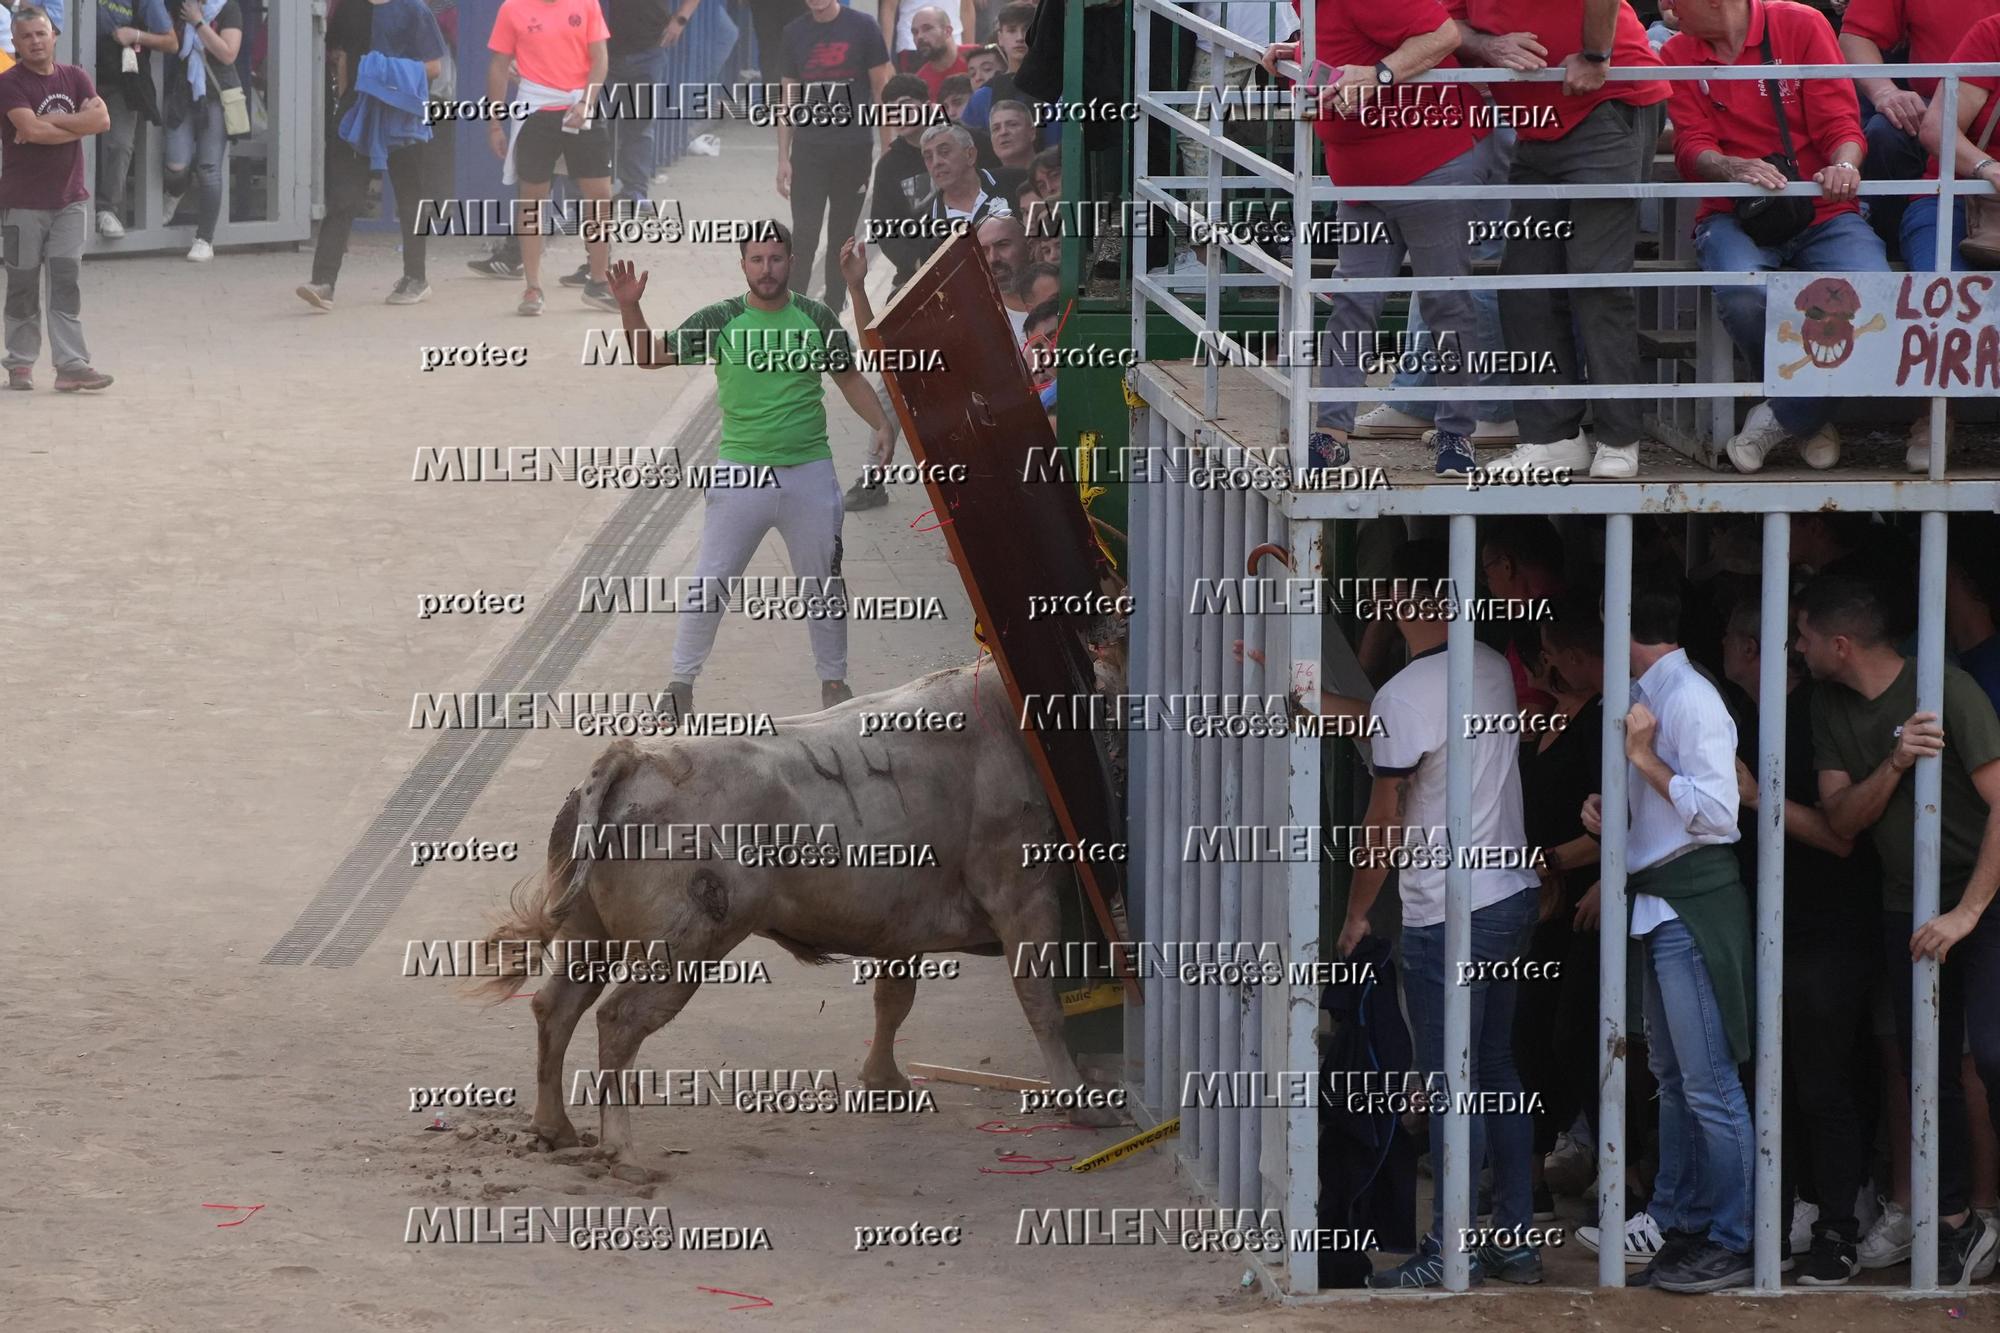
[1374,60,1395,86]
[1580,49,1611,63]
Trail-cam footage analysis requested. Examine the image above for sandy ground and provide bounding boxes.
[3,124,1990,1333]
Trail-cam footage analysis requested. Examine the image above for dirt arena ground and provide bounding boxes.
[4,128,1989,1332]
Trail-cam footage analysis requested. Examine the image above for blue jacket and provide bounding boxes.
[339,51,432,169]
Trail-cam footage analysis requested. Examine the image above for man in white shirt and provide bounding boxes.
[1579,577,1755,1294]
[1331,539,1543,1290]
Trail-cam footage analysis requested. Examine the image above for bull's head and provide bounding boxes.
[1796,277,1863,370]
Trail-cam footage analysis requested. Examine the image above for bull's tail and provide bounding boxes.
[474,739,643,1001]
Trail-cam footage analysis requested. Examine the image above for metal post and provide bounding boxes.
[1160,425,1185,1122]
[1440,515,1478,1290]
[1195,476,1225,1181]
[1128,429,1154,1104]
[1131,0,1152,362]
[1239,493,1272,1213]
[1282,512,1325,1294]
[1753,513,1790,1290]
[1288,0,1316,472]
[1930,78,1959,483]
[1910,511,1948,1290]
[1203,28,1223,420]
[1180,442,1203,1166]
[1141,416,1169,1115]
[1598,516,1634,1290]
[1217,482,1247,1204]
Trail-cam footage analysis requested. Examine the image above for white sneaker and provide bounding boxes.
[1790,1199,1820,1254]
[96,210,125,239]
[1858,1200,1912,1269]
[1490,433,1594,471]
[1352,404,1433,439]
[187,238,214,263]
[1799,423,1841,470]
[1589,443,1640,479]
[1855,1187,1881,1237]
[1471,418,1520,446]
[1726,401,1790,474]
[1906,413,1951,473]
[1576,1209,1665,1265]
[1976,1212,2000,1281]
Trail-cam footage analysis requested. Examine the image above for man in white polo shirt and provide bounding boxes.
[1335,539,1543,1290]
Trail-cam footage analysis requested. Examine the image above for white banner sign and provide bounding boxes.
[1763,271,2000,396]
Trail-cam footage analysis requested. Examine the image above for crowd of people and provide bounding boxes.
[1258,511,2000,1293]
[1271,0,2000,481]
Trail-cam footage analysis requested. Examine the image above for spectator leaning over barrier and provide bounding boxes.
[1909,15,2000,276]
[894,3,976,95]
[162,0,244,263]
[1719,585,1878,1286]
[1453,0,1671,481]
[93,1,172,241]
[0,5,113,391]
[1838,0,2000,260]
[1265,0,1500,479]
[300,0,447,311]
[1581,576,1757,1294]
[1322,539,1544,1291]
[776,0,891,319]
[1801,574,2000,1288]
[486,0,620,316]
[1664,0,1891,476]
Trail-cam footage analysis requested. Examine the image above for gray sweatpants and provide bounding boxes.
[3,201,92,373]
[671,458,848,684]
[1498,99,1663,449]
[1313,135,1497,438]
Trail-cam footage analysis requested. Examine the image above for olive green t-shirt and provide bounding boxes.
[1810,659,2000,912]
[671,294,856,466]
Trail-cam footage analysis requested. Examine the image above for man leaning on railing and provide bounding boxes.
[1450,0,1671,481]
[1662,0,1896,476]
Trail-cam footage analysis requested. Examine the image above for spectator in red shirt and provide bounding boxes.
[1666,0,1891,475]
[894,5,975,97]
[1909,15,2000,272]
[1451,0,1671,480]
[1838,0,2000,259]
[1261,1,1504,483]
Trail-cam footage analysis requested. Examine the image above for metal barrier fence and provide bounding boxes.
[1120,0,2000,1300]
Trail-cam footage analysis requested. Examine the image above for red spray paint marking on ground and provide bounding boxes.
[202,1203,265,1227]
[979,1152,1076,1175]
[696,1286,774,1311]
[910,508,953,532]
[975,1120,1100,1135]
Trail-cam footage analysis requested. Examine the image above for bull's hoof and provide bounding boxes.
[533,1122,581,1151]
[858,1064,912,1093]
[1070,1102,1126,1129]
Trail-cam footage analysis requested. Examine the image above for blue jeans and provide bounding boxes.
[1386,128,1516,425]
[1400,886,1538,1245]
[608,47,673,202]
[1694,210,1890,436]
[164,95,228,243]
[1863,111,1928,258]
[1901,197,1976,273]
[1642,918,1754,1255]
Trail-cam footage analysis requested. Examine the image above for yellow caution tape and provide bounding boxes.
[1121,377,1144,410]
[1070,1117,1180,1172]
[1059,981,1124,1016]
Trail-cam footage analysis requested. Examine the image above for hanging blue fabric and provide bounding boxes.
[180,0,230,102]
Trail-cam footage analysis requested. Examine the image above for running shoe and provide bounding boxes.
[559,261,593,288]
[1490,433,1593,472]
[821,681,855,709]
[467,254,524,279]
[518,286,545,317]
[1790,1199,1820,1254]
[1858,1200,1912,1269]
[1589,443,1640,479]
[844,478,888,511]
[581,279,620,311]
[1473,1242,1542,1284]
[96,210,125,239]
[1796,1229,1859,1286]
[295,283,335,311]
[1576,1209,1664,1265]
[7,367,32,390]
[1306,431,1349,471]
[54,366,114,392]
[1726,401,1790,474]
[1654,1239,1752,1294]
[1432,430,1475,477]
[387,277,431,306]
[1351,404,1430,439]
[1942,1213,1999,1288]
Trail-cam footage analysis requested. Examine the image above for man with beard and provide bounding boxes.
[894,4,975,97]
[606,228,897,715]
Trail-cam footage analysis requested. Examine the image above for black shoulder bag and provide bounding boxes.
[1733,27,1817,247]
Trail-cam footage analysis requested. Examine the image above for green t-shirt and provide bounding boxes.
[671,294,856,467]
[1811,659,2000,912]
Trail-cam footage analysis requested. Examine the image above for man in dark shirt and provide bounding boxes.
[1722,588,1877,1283]
[776,0,891,317]
[0,6,112,391]
[1801,575,2000,1286]
[605,0,684,207]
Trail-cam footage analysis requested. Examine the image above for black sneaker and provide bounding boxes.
[1654,1239,1753,1294]
[821,680,855,710]
[1796,1229,1859,1286]
[1472,1242,1542,1284]
[1306,430,1349,471]
[559,261,593,288]
[1432,429,1476,477]
[1942,1213,2000,1288]
[466,254,524,279]
[580,279,620,311]
[1628,1227,1704,1288]
[844,478,888,511]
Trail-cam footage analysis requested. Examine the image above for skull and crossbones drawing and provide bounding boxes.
[1774,277,1887,379]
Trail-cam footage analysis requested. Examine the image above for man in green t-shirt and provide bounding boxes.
[606,224,895,714]
[1800,575,2000,1285]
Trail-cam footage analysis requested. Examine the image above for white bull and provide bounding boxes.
[480,653,1126,1159]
